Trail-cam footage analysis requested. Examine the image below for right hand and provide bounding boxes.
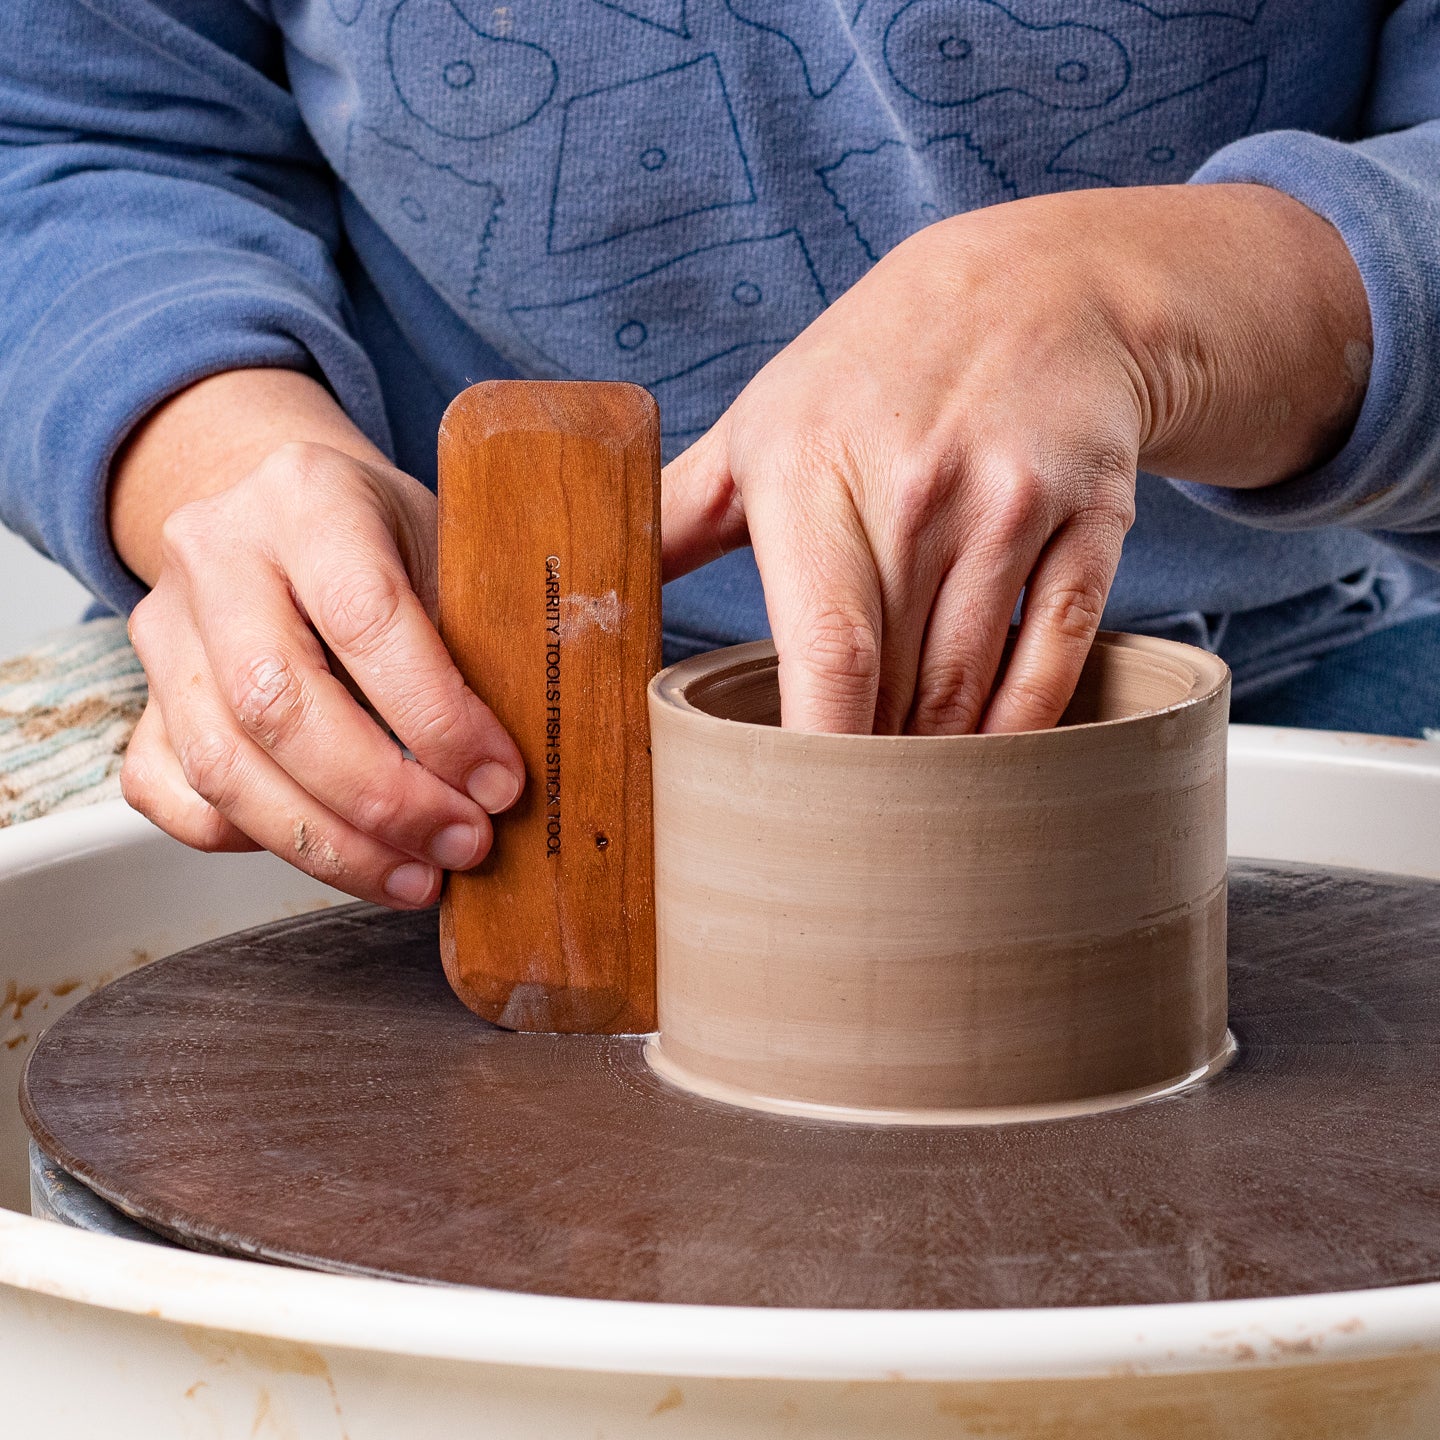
[121,442,525,908]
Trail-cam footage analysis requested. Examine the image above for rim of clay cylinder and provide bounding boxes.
[645,631,1233,1125]
[650,630,1230,740]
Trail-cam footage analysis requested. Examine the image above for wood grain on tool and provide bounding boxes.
[437,381,660,1033]
[21,862,1440,1307]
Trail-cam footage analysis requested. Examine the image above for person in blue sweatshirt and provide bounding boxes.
[0,2,1436,907]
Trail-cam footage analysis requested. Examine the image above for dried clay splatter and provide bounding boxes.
[559,589,626,638]
[293,819,344,877]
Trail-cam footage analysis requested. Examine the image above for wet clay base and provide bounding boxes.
[22,861,1440,1310]
[642,1031,1239,1127]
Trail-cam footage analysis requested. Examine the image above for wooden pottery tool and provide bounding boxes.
[437,381,660,1034]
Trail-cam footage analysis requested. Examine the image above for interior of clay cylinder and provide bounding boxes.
[646,632,1232,1126]
[678,632,1216,732]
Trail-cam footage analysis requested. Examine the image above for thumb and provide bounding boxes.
[660,415,748,581]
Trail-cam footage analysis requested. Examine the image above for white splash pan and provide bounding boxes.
[1,725,1438,1438]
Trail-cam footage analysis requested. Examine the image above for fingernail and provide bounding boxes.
[467,761,522,813]
[429,822,481,870]
[385,861,437,906]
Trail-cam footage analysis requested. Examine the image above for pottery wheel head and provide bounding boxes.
[21,860,1440,1310]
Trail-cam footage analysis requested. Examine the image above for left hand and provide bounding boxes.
[661,183,1371,735]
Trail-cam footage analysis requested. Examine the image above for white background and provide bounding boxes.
[0,526,92,660]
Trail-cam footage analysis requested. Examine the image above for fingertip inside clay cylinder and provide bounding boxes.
[645,633,1232,1124]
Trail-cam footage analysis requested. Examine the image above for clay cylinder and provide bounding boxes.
[645,633,1231,1122]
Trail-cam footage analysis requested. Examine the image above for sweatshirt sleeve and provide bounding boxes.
[1177,0,1440,568]
[0,2,392,614]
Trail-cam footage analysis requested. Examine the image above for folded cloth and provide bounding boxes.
[0,617,146,828]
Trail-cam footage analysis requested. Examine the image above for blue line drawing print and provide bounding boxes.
[818,132,1015,263]
[1047,59,1267,187]
[592,0,690,36]
[548,56,757,254]
[884,0,1129,111]
[346,125,502,314]
[327,0,366,23]
[388,0,558,142]
[1117,0,1264,18]
[650,341,780,436]
[724,0,865,100]
[510,233,825,424]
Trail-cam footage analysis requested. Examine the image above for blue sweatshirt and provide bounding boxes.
[3,1,1440,691]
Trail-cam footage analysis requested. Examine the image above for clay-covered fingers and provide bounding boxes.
[157,454,515,857]
[980,516,1128,734]
[120,698,258,854]
[268,473,525,817]
[904,527,1040,737]
[746,461,889,734]
[183,561,496,876]
[864,460,971,736]
[128,589,446,907]
[901,442,1136,736]
[119,442,529,902]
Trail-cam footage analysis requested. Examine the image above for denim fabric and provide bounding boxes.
[1229,610,1440,738]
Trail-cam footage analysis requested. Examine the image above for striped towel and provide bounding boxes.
[0,618,147,828]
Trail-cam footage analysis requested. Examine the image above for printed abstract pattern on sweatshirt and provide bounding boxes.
[301,0,1372,450]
